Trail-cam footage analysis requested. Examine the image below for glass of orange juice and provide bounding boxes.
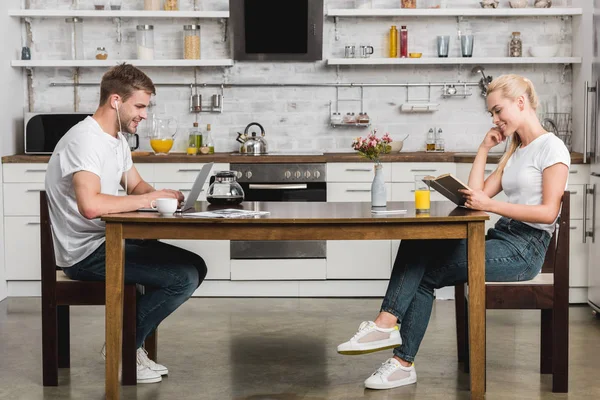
[414,175,430,214]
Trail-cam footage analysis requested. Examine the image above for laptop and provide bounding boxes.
[138,162,214,213]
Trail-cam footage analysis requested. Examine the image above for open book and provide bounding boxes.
[422,174,471,206]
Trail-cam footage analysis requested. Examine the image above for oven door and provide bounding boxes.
[241,182,326,202]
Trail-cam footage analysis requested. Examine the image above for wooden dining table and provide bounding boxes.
[101,201,488,399]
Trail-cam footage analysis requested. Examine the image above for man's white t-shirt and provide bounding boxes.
[501,132,571,234]
[45,116,133,267]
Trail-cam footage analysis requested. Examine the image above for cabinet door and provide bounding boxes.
[3,183,45,216]
[153,163,229,182]
[328,182,392,202]
[160,239,230,280]
[4,217,40,280]
[327,240,391,279]
[327,163,391,182]
[2,164,47,183]
[569,220,588,287]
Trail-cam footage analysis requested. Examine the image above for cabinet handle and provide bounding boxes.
[410,169,436,172]
[569,170,578,174]
[25,169,46,172]
[177,168,204,172]
[27,222,40,225]
[569,191,578,195]
[346,189,370,192]
[570,226,577,230]
[484,169,493,173]
[583,184,588,243]
[345,168,371,172]
[585,81,590,163]
[178,189,191,192]
[26,189,43,192]
[410,189,437,193]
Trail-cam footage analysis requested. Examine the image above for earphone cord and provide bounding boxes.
[115,103,128,195]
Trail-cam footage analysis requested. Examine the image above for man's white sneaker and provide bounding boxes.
[337,321,402,355]
[137,347,169,376]
[364,358,417,390]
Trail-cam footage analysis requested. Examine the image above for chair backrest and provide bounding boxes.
[40,191,58,298]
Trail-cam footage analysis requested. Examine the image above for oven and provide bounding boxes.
[229,163,326,259]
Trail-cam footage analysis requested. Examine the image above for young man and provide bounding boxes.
[45,63,207,384]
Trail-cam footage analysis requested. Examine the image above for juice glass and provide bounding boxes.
[414,175,431,214]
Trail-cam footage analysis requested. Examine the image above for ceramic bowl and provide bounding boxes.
[480,0,499,8]
[529,45,559,57]
[409,52,422,58]
[509,0,528,8]
[389,141,404,153]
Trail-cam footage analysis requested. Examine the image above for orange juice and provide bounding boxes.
[150,138,174,154]
[415,189,430,213]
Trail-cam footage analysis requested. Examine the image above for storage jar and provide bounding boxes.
[183,25,201,60]
[136,25,155,60]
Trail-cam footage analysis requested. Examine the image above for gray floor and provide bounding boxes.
[1,298,599,400]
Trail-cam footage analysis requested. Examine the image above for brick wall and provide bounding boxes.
[24,0,574,153]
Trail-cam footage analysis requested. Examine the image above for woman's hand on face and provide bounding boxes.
[458,188,492,211]
[481,127,506,150]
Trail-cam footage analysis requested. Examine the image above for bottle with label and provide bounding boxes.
[426,128,435,152]
[400,26,408,58]
[187,122,201,155]
[201,123,215,154]
[389,25,398,58]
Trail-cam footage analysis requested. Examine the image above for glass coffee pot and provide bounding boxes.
[206,171,245,205]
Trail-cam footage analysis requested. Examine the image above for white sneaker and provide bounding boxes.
[337,321,402,355]
[137,347,169,376]
[136,362,162,384]
[364,358,417,390]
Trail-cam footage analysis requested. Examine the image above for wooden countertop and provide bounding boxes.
[2,151,585,164]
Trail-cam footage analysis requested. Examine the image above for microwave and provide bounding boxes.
[229,0,323,61]
[24,112,92,154]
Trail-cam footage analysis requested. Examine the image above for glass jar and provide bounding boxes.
[206,171,245,205]
[95,47,108,60]
[401,0,417,9]
[136,25,154,60]
[164,0,178,10]
[187,133,198,155]
[426,128,435,152]
[509,32,522,57]
[144,0,161,11]
[358,112,370,124]
[65,17,84,60]
[203,124,215,154]
[183,25,201,60]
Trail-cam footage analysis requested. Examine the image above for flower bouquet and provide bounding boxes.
[351,130,393,164]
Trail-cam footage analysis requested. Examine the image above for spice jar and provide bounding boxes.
[144,0,161,11]
[358,112,370,124]
[183,25,201,60]
[65,17,84,60]
[426,128,435,152]
[136,25,154,60]
[401,0,416,9]
[509,32,522,57]
[95,47,108,60]
[330,112,343,125]
[164,0,178,10]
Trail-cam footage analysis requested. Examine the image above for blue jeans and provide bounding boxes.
[380,217,551,363]
[63,239,207,349]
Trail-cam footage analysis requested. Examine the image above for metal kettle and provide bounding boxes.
[236,122,268,155]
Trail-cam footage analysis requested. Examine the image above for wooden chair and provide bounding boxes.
[454,191,569,393]
[40,191,157,386]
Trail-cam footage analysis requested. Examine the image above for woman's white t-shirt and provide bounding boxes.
[501,132,571,234]
[45,117,133,267]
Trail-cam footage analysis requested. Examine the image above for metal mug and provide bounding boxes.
[344,45,356,58]
[359,45,374,58]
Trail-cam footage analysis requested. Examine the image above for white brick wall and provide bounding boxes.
[22,0,574,153]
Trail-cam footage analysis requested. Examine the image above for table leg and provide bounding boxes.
[467,222,486,399]
[105,223,125,400]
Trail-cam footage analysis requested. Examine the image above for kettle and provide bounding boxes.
[236,122,268,155]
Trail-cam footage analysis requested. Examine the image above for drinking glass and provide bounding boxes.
[414,176,431,214]
[359,44,374,58]
[461,34,474,57]
[437,35,449,57]
[344,45,356,58]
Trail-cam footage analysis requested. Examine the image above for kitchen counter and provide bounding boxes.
[1,151,585,164]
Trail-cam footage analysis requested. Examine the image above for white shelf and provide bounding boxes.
[327,57,582,65]
[8,9,229,18]
[11,59,234,68]
[326,8,582,17]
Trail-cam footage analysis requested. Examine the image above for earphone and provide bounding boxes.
[114,98,129,195]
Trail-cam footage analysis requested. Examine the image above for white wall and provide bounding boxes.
[23,0,574,154]
[0,0,25,301]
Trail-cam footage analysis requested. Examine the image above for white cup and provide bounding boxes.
[151,198,178,216]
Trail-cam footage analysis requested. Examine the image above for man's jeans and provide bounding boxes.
[63,239,207,349]
[380,217,551,362]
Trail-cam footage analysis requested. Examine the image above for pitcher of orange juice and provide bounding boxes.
[149,116,178,155]
[414,175,431,214]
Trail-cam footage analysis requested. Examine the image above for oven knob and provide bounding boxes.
[294,171,302,179]
[284,170,291,179]
[313,170,321,179]
[246,171,253,179]
[304,171,311,179]
[236,171,242,179]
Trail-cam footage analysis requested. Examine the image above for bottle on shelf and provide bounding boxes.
[435,128,445,152]
[187,122,201,155]
[202,123,215,154]
[389,25,398,58]
[509,32,522,58]
[400,26,408,58]
[426,128,435,152]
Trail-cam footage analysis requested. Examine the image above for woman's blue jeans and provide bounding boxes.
[63,239,207,349]
[381,217,551,363]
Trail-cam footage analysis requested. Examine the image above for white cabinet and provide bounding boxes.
[3,163,47,183]
[3,183,45,216]
[327,240,391,279]
[4,217,40,280]
[328,182,392,202]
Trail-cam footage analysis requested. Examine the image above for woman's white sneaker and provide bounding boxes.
[137,347,169,376]
[337,321,402,355]
[364,358,417,390]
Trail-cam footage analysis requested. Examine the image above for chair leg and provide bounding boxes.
[144,330,158,362]
[463,298,470,374]
[57,306,70,368]
[540,309,553,374]
[552,301,569,392]
[41,301,58,386]
[122,286,137,386]
[455,284,467,363]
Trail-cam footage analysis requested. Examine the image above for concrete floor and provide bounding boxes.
[0,297,599,400]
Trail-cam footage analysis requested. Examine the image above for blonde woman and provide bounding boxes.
[337,74,570,390]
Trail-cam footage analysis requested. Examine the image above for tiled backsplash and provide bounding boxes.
[25,0,574,153]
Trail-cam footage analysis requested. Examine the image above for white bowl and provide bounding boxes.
[529,46,559,58]
[389,141,404,153]
[509,0,528,7]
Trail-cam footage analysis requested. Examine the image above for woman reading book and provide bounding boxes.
[337,74,570,390]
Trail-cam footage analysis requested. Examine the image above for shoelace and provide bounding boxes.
[352,321,375,340]
[374,360,399,376]
[137,347,156,368]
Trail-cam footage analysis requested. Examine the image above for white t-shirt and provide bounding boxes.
[45,116,133,267]
[501,132,571,234]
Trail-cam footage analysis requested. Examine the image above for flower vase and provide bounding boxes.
[371,163,387,208]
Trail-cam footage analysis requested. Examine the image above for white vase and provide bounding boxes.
[371,163,387,208]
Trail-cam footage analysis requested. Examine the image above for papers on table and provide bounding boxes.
[370,209,407,214]
[184,209,270,218]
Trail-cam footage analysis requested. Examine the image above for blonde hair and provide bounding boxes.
[487,74,539,176]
